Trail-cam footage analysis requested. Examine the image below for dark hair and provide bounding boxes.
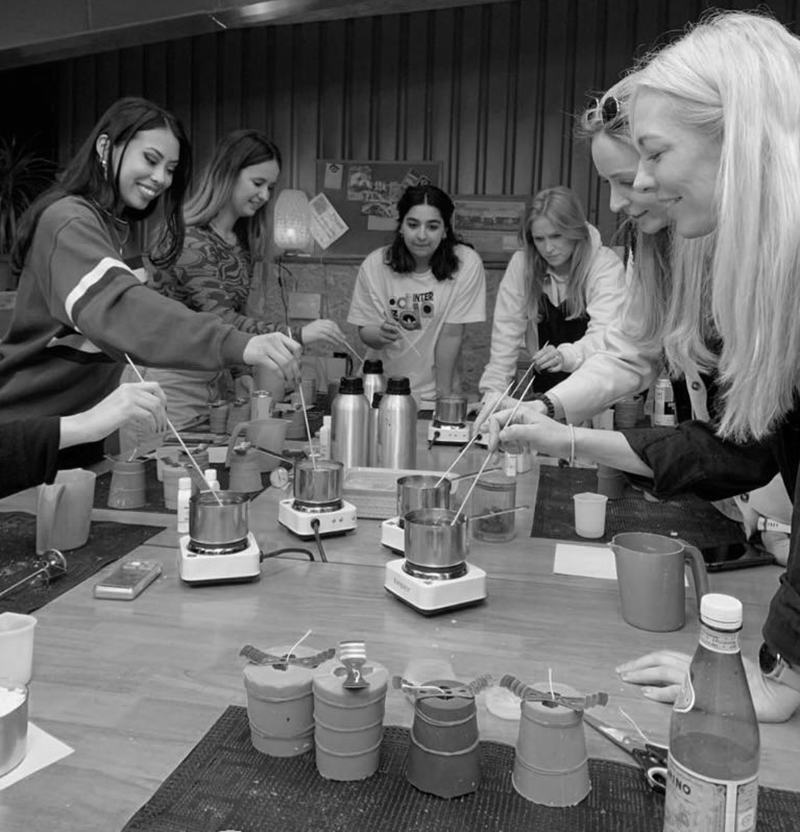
[386,184,461,281]
[184,129,282,260]
[12,97,191,274]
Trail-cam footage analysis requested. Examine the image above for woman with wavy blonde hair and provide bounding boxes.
[487,10,800,723]
[479,185,625,397]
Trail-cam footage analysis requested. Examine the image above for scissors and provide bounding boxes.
[583,712,669,794]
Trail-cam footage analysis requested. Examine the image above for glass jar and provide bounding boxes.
[471,471,517,542]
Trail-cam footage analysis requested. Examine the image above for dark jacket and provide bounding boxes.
[622,416,799,666]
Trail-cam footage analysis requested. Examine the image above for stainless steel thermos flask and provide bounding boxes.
[331,376,369,469]
[361,359,386,411]
[377,376,417,469]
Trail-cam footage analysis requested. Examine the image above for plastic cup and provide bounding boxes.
[596,465,626,500]
[0,613,37,685]
[573,492,608,538]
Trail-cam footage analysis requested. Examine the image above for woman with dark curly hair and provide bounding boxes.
[347,184,486,405]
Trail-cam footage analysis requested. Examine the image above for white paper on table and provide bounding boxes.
[309,193,348,249]
[0,722,74,790]
[553,542,618,580]
[553,541,689,585]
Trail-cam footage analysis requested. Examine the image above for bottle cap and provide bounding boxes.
[178,477,192,489]
[386,376,411,395]
[700,593,743,630]
[363,359,384,374]
[339,376,365,394]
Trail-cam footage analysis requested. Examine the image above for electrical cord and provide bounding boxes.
[259,547,315,562]
[311,519,329,562]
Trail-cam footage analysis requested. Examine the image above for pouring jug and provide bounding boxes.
[610,532,709,632]
[35,469,96,554]
[226,442,272,493]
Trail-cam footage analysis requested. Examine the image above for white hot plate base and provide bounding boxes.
[178,532,261,584]
[384,558,487,614]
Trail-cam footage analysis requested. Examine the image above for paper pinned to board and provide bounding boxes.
[309,193,348,249]
[0,722,74,791]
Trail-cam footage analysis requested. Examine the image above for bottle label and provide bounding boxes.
[699,626,740,655]
[664,753,758,832]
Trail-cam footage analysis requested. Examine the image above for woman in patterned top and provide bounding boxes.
[123,130,343,441]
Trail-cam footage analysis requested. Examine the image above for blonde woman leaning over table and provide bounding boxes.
[476,74,792,565]
[0,98,300,470]
[347,184,486,408]
[478,185,625,401]
[121,129,344,449]
[488,10,800,723]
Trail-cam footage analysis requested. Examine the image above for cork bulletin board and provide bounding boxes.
[314,159,442,258]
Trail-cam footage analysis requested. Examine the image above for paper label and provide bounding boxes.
[664,754,758,832]
[309,193,349,249]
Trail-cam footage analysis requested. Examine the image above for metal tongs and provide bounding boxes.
[239,644,335,669]
[499,674,608,712]
[392,673,494,700]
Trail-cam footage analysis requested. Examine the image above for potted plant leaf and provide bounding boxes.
[0,136,55,290]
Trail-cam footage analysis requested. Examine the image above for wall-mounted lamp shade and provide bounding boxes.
[274,189,312,251]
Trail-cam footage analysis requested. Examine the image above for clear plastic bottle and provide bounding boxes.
[176,476,192,535]
[664,593,760,832]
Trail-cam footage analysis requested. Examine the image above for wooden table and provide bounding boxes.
[1,425,797,831]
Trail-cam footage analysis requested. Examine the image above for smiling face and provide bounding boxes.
[230,159,280,219]
[591,132,669,235]
[400,203,446,269]
[530,216,577,273]
[632,88,722,239]
[111,127,180,211]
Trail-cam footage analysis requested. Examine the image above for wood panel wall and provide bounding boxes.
[6,0,799,246]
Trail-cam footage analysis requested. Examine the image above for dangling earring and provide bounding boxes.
[100,156,108,178]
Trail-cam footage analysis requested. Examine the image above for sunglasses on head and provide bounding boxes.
[595,95,621,125]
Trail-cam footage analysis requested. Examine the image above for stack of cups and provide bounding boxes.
[406,679,481,798]
[512,682,591,806]
[243,645,322,757]
[313,660,388,780]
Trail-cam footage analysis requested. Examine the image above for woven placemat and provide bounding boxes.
[122,706,796,832]
[0,512,165,614]
[94,460,272,515]
[532,466,747,548]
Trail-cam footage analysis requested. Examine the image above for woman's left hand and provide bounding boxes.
[533,344,563,373]
[616,650,800,723]
[301,319,346,347]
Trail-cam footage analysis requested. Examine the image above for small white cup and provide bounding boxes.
[0,613,37,685]
[573,492,608,539]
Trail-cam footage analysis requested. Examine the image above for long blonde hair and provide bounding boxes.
[632,10,800,440]
[521,186,593,319]
[577,80,718,379]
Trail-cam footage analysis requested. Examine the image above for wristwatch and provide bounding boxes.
[759,642,800,692]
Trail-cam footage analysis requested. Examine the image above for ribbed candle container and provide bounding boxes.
[243,645,325,757]
[406,679,481,798]
[313,661,388,781]
[512,682,591,806]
